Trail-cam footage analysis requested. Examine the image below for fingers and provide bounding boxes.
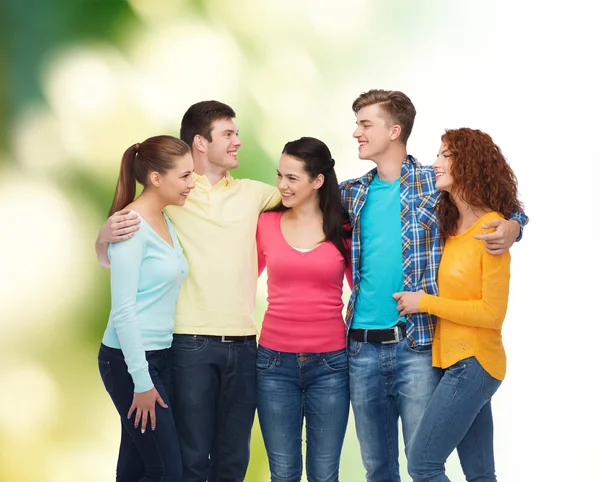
[473,231,501,242]
[127,403,135,421]
[140,410,148,434]
[109,215,140,242]
[480,219,501,229]
[156,393,168,409]
[486,247,508,255]
[392,292,402,301]
[150,407,156,432]
[134,405,142,430]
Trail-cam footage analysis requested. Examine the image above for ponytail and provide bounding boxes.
[108,143,139,216]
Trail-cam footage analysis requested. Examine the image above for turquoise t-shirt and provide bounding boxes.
[352,175,406,329]
[102,211,188,392]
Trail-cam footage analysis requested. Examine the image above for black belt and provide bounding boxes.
[349,323,407,344]
[204,335,256,343]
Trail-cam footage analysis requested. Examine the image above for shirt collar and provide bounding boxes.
[192,171,235,189]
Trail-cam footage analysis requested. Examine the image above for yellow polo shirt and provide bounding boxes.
[165,172,280,336]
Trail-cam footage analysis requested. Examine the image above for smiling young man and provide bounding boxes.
[339,89,528,482]
[95,101,280,482]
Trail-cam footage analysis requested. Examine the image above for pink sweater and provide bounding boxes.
[256,211,351,353]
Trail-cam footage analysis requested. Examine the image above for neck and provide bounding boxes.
[374,143,407,182]
[132,190,168,217]
[450,192,489,222]
[193,153,227,185]
[287,196,322,220]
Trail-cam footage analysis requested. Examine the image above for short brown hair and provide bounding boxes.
[180,100,236,147]
[352,89,416,144]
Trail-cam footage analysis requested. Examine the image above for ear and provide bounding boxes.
[149,171,162,188]
[313,173,325,190]
[193,134,208,153]
[390,124,402,141]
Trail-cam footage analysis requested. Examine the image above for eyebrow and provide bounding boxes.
[276,170,298,177]
[356,119,373,125]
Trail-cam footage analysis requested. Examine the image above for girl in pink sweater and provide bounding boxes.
[256,137,352,482]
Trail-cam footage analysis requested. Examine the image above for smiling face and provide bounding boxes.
[204,117,241,171]
[432,142,454,192]
[156,152,195,206]
[352,104,399,163]
[276,154,323,209]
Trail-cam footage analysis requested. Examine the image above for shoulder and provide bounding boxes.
[479,212,505,233]
[258,210,281,228]
[339,168,376,192]
[236,178,276,193]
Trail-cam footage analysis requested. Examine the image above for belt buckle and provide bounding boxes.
[381,326,400,344]
[221,336,234,343]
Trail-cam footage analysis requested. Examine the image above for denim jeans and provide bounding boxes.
[256,345,350,482]
[98,344,182,482]
[170,334,257,482]
[407,356,502,482]
[348,337,443,482]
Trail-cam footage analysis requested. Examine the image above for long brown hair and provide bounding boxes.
[109,135,190,216]
[437,128,523,239]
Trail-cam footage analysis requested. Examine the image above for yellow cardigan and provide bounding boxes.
[419,211,510,380]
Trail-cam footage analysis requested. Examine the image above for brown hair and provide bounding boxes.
[352,89,416,144]
[437,128,523,238]
[109,135,190,216]
[180,100,236,147]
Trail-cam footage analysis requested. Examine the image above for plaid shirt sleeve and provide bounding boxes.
[401,163,441,346]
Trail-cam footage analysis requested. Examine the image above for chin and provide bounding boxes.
[281,197,293,208]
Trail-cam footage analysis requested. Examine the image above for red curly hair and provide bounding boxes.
[437,128,523,239]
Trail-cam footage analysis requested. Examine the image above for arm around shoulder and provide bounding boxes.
[95,209,141,268]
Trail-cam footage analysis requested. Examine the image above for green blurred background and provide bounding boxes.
[2,0,599,481]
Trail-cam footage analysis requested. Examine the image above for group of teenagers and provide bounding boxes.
[95,89,528,482]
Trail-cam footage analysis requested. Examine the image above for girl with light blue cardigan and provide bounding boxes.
[98,135,194,482]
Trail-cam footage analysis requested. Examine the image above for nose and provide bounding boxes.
[352,126,361,138]
[233,135,242,147]
[277,177,287,192]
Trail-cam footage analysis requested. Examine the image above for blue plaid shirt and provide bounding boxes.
[340,155,528,347]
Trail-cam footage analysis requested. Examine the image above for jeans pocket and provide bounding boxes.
[245,340,258,355]
[405,340,433,354]
[347,338,363,358]
[98,360,114,394]
[256,348,276,372]
[322,350,349,372]
[171,335,208,353]
[480,369,502,399]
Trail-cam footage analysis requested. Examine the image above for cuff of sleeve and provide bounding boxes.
[419,294,434,312]
[131,368,154,393]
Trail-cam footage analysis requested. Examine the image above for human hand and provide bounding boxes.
[473,218,519,255]
[99,209,140,243]
[127,387,168,433]
[393,290,425,316]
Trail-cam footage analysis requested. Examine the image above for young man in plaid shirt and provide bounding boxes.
[340,89,527,482]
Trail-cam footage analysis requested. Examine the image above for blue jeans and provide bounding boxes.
[170,334,257,482]
[256,345,350,482]
[407,356,502,482]
[348,338,443,482]
[98,344,182,482]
